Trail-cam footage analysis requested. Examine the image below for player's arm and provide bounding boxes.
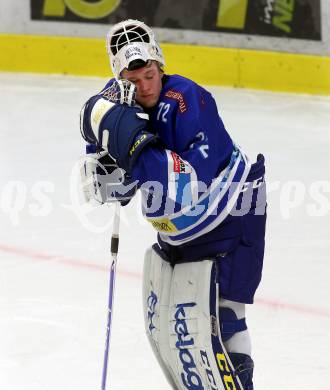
[79,79,156,205]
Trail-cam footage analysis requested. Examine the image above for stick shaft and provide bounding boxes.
[101,202,120,390]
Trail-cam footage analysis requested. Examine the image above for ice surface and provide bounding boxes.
[0,73,330,389]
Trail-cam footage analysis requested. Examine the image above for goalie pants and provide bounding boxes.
[158,153,267,304]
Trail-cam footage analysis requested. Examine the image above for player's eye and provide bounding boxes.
[145,72,155,80]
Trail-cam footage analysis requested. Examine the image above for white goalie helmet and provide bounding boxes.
[106,19,165,78]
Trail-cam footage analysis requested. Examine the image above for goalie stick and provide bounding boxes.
[80,78,136,389]
[101,201,120,390]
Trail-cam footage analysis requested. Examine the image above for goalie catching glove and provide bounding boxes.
[80,79,157,175]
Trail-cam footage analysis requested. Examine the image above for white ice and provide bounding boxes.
[0,72,330,389]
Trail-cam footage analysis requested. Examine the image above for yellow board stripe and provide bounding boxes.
[217,0,248,29]
[0,33,330,95]
[0,34,108,76]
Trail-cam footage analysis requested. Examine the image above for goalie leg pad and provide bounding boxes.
[142,245,181,389]
[168,260,245,390]
[143,247,253,389]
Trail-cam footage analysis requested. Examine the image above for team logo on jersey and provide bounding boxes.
[165,90,187,113]
[148,218,178,233]
[171,152,191,174]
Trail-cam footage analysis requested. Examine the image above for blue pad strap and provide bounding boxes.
[228,352,254,389]
[219,307,247,342]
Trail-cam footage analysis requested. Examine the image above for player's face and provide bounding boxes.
[121,62,163,108]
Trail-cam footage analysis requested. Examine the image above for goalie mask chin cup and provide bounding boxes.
[106,19,165,78]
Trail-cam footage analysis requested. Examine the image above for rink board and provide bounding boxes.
[0,33,329,95]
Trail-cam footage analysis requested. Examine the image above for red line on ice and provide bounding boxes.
[0,243,140,279]
[254,297,330,319]
[1,243,329,319]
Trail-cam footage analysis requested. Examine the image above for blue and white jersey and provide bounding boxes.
[104,74,251,245]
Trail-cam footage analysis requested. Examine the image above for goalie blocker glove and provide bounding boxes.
[80,93,157,175]
[81,144,137,206]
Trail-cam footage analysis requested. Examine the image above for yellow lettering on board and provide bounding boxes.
[216,0,248,29]
[43,0,66,16]
[273,0,294,33]
[42,0,120,19]
[66,0,120,19]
